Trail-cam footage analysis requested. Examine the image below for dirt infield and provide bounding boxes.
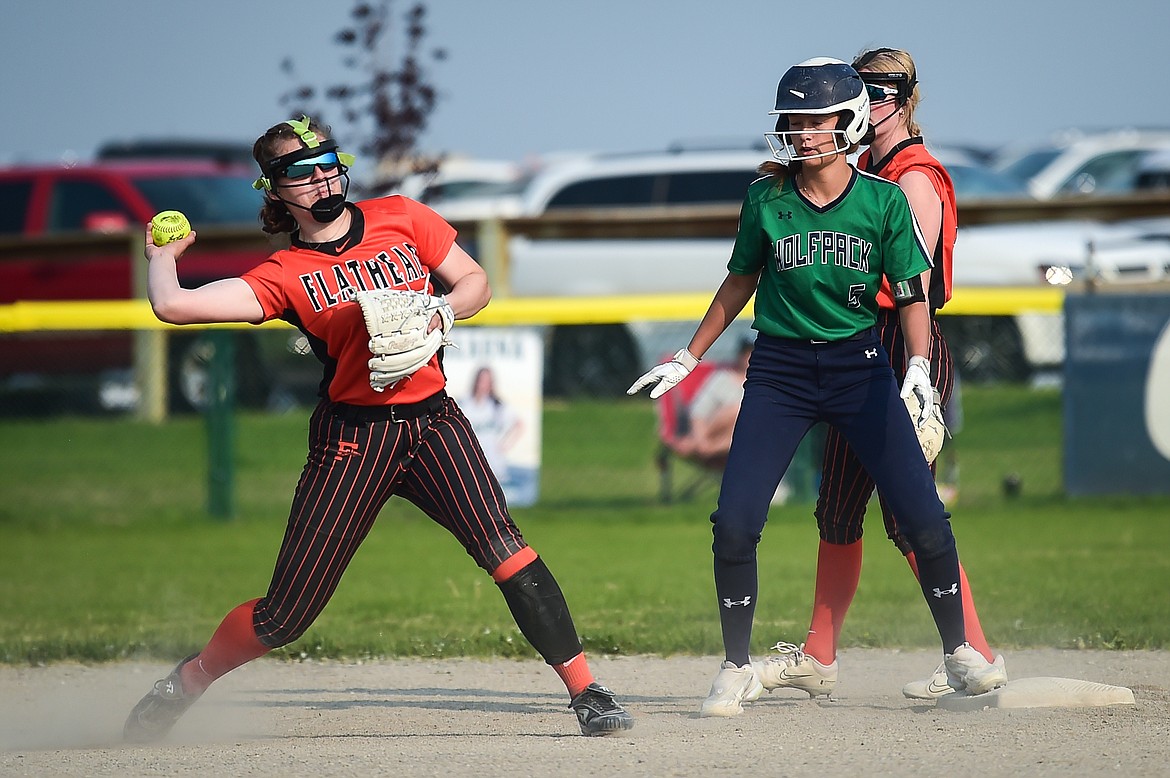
[1,649,1167,777]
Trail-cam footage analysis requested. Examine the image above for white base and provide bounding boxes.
[936,676,1135,711]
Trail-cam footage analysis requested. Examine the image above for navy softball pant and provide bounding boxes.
[711,330,952,565]
[252,394,528,647]
[815,310,955,552]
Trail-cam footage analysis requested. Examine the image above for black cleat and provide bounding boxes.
[123,654,201,743]
[569,683,634,736]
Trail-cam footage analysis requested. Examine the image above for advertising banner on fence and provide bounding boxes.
[1064,293,1170,496]
[443,327,543,507]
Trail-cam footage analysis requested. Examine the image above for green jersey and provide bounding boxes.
[727,167,931,341]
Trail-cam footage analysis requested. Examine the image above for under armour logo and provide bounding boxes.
[777,210,793,220]
[865,348,878,358]
[722,596,752,608]
[932,583,959,598]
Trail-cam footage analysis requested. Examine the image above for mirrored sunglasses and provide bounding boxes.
[280,151,341,180]
[865,83,900,102]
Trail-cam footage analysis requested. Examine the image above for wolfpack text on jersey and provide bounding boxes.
[728,166,931,342]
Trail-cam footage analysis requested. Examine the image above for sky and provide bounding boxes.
[4,0,1167,171]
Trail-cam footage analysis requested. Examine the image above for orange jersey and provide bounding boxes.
[860,138,957,311]
[241,196,457,405]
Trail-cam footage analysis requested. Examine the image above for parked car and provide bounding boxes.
[1135,149,1170,191]
[394,157,529,219]
[425,142,1168,389]
[945,218,1170,379]
[438,145,1050,390]
[501,147,773,393]
[0,159,278,414]
[96,138,256,167]
[993,128,1170,199]
[930,144,1031,200]
[506,143,1030,296]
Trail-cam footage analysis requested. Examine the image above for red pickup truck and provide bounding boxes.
[0,159,281,413]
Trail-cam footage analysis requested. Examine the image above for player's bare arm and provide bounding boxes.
[686,271,760,359]
[896,300,932,362]
[898,171,938,335]
[431,241,491,322]
[898,170,942,251]
[144,227,265,325]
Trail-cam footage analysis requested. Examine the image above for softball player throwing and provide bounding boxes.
[628,57,1005,716]
[123,117,632,741]
[757,48,1006,701]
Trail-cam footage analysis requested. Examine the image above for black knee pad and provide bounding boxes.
[903,513,955,561]
[496,557,583,665]
[711,523,760,565]
[888,531,913,556]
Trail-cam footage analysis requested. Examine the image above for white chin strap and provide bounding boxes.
[763,129,849,163]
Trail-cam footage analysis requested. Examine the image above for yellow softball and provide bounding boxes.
[151,210,191,246]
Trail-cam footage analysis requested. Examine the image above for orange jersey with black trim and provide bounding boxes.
[860,138,957,311]
[241,196,457,405]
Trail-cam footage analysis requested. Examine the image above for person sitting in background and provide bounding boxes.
[669,338,753,471]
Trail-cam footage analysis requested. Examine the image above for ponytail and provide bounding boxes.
[758,160,799,189]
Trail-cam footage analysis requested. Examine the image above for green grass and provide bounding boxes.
[1,387,1166,664]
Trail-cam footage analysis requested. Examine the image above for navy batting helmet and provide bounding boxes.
[764,57,870,162]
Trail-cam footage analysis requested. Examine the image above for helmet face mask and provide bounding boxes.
[763,57,870,163]
[764,116,854,164]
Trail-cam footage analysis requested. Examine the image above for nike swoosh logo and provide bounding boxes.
[779,668,823,684]
[927,679,954,694]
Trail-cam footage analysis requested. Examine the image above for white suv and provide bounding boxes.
[994,128,1170,199]
[508,147,767,298]
[432,145,1165,389]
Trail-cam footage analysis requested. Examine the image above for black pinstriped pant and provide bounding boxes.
[815,309,955,552]
[252,395,527,647]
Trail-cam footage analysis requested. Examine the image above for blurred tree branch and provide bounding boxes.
[279,0,446,195]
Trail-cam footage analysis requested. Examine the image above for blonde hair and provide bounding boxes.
[852,48,922,137]
[758,160,791,185]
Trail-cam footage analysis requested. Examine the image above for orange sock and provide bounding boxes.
[180,598,271,696]
[802,539,863,666]
[905,553,994,662]
[552,652,595,698]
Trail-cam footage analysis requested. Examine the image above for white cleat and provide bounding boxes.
[902,662,955,699]
[943,643,1009,695]
[753,642,837,699]
[699,660,764,717]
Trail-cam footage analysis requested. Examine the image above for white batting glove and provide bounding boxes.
[899,355,935,427]
[627,348,700,399]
